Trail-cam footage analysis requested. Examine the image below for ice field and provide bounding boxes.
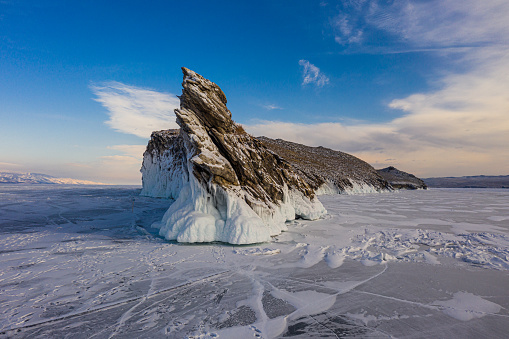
[1,185,509,338]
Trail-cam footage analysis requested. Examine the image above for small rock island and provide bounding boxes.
[140,68,425,244]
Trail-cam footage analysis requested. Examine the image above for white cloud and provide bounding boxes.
[261,104,282,110]
[107,145,146,159]
[298,60,330,87]
[98,144,146,180]
[333,13,363,45]
[91,81,179,138]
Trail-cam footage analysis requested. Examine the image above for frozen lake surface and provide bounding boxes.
[1,185,508,338]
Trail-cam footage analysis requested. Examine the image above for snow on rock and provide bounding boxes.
[142,67,326,244]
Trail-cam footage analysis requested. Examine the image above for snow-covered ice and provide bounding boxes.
[1,186,509,338]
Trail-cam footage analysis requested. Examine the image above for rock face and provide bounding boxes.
[140,129,187,198]
[376,166,427,190]
[258,137,391,194]
[141,68,326,244]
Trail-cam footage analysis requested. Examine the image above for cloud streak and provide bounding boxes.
[298,60,330,87]
[261,104,282,110]
[332,0,509,52]
[91,81,179,138]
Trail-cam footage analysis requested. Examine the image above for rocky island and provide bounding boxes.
[141,68,326,244]
[140,68,422,244]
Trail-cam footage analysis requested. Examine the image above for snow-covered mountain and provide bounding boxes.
[0,172,107,185]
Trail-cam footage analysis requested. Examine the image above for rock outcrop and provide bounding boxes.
[258,137,391,194]
[376,166,427,190]
[141,68,326,244]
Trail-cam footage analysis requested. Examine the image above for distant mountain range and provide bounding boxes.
[423,175,509,188]
[0,172,108,185]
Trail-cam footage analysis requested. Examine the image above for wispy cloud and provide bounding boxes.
[91,81,179,138]
[332,0,509,52]
[332,13,363,45]
[99,155,140,165]
[298,60,330,87]
[261,104,283,110]
[107,145,146,158]
[367,0,509,49]
[99,144,146,176]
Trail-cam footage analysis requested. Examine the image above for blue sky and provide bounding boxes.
[1,0,508,184]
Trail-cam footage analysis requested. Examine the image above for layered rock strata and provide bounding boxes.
[376,166,427,190]
[141,68,326,244]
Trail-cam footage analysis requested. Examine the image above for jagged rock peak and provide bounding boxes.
[179,67,234,135]
[141,68,326,244]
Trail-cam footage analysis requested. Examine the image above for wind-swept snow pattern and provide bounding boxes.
[2,186,509,338]
[141,68,326,244]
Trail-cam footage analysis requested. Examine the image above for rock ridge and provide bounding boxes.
[258,137,391,194]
